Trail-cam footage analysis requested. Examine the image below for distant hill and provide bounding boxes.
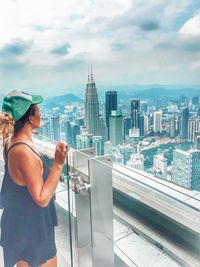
[133,87,200,100]
[98,84,200,100]
[43,93,83,108]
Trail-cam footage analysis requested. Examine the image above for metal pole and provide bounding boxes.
[66,156,73,267]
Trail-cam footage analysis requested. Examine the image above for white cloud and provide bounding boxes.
[0,0,200,94]
[179,11,200,36]
[189,60,200,69]
[0,0,132,66]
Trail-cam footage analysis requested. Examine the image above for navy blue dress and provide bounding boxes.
[0,142,58,267]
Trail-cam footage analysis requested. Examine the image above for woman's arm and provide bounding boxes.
[11,142,69,207]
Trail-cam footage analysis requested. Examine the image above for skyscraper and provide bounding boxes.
[195,135,200,150]
[51,116,61,141]
[139,114,144,137]
[144,114,150,135]
[84,71,100,136]
[169,115,176,138]
[131,98,140,129]
[180,107,189,140]
[76,118,84,127]
[99,116,108,141]
[180,95,187,104]
[64,120,72,144]
[109,110,123,146]
[76,132,93,149]
[92,136,104,156]
[71,123,80,148]
[144,114,149,135]
[105,91,117,139]
[188,118,196,142]
[197,107,200,117]
[124,117,131,138]
[192,96,199,106]
[171,149,200,191]
[188,118,200,142]
[153,111,162,133]
[38,117,50,138]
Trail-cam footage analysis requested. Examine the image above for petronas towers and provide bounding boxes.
[84,71,100,136]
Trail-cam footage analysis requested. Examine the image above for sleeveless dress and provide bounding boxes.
[0,142,58,267]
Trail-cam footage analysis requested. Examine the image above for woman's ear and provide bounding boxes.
[28,115,34,125]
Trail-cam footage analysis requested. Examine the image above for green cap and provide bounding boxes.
[2,90,43,121]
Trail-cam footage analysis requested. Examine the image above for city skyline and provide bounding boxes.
[0,0,200,96]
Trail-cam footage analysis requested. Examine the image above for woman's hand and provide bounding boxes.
[54,142,70,166]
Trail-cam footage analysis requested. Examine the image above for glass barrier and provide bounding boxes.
[33,133,200,267]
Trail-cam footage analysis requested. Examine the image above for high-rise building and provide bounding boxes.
[188,118,196,142]
[76,133,104,156]
[153,154,167,179]
[124,117,131,138]
[109,110,123,146]
[155,99,163,110]
[169,115,176,138]
[192,96,199,106]
[64,120,72,144]
[194,131,200,149]
[105,91,117,138]
[127,154,144,170]
[197,107,200,117]
[42,121,51,138]
[76,132,93,149]
[60,132,66,141]
[180,95,187,104]
[71,123,80,148]
[139,114,144,137]
[76,118,84,127]
[99,116,108,141]
[153,111,162,133]
[131,98,140,129]
[176,116,180,133]
[38,117,50,138]
[84,71,100,136]
[141,103,148,113]
[195,135,200,150]
[180,107,189,140]
[188,118,200,142]
[51,116,61,141]
[144,114,149,135]
[171,149,200,191]
[92,136,104,156]
[104,141,112,155]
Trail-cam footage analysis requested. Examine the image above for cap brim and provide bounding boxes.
[31,95,43,104]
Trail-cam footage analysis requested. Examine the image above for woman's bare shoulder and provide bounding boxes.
[9,142,42,165]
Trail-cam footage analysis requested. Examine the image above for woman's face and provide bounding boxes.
[31,105,41,129]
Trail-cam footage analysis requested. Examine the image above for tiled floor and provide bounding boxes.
[55,186,182,267]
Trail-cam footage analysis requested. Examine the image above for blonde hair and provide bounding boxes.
[0,112,15,145]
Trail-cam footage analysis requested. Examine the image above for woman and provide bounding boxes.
[0,90,69,267]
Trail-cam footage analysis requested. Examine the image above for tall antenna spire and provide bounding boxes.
[91,64,94,83]
[87,66,90,83]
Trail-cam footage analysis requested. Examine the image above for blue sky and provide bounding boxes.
[0,0,200,97]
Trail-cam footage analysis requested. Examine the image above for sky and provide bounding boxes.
[0,0,200,97]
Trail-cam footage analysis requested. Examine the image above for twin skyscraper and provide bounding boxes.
[84,70,141,145]
[84,70,118,139]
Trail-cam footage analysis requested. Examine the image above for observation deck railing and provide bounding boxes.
[33,134,200,267]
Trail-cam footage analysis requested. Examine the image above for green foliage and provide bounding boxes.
[141,141,192,170]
